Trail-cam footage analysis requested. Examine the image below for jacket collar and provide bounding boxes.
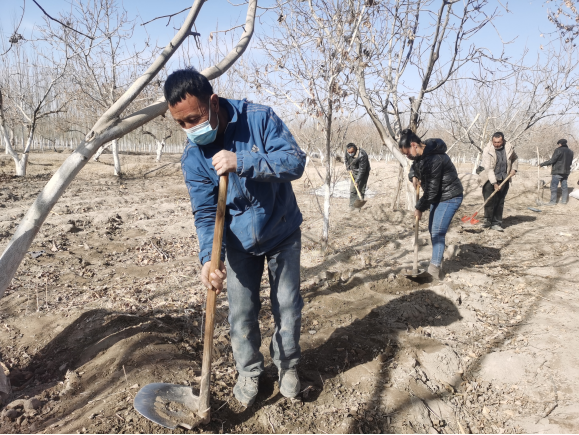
[486,141,514,156]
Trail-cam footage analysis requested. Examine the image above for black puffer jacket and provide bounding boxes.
[408,138,463,212]
[345,148,371,183]
[540,144,574,175]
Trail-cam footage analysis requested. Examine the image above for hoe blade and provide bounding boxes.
[134,383,201,429]
[354,199,367,209]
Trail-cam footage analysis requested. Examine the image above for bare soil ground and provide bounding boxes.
[1,151,578,434]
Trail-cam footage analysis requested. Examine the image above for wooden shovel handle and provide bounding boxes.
[413,184,420,274]
[198,175,229,423]
[349,171,363,200]
[473,173,513,215]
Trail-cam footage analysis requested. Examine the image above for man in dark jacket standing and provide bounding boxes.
[540,139,574,205]
[164,68,306,407]
[344,143,370,210]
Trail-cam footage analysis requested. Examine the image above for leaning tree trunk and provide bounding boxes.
[112,139,121,176]
[0,0,257,297]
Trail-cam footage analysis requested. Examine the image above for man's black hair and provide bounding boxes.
[398,128,422,149]
[164,68,214,106]
[492,132,505,141]
[557,138,568,146]
[346,142,357,150]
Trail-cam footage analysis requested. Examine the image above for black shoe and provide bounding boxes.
[481,221,491,229]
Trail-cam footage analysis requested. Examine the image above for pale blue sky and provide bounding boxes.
[0,0,559,67]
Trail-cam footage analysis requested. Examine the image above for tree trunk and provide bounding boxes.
[156,140,165,162]
[112,139,121,176]
[356,67,415,210]
[321,101,333,251]
[93,142,112,161]
[392,163,404,210]
[472,150,482,174]
[14,154,28,177]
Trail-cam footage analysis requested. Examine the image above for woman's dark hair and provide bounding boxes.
[492,131,504,141]
[398,128,422,149]
[164,68,214,106]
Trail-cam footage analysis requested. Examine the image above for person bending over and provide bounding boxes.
[540,138,574,206]
[479,132,518,231]
[399,129,463,280]
[344,143,370,210]
[165,68,306,407]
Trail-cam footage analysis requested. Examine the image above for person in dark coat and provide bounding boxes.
[399,129,463,280]
[540,139,574,205]
[344,143,371,209]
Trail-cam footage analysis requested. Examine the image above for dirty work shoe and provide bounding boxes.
[427,263,442,281]
[544,201,557,206]
[233,375,259,406]
[481,220,492,229]
[491,225,504,232]
[279,368,301,398]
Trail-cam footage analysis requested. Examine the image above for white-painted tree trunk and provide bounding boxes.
[156,140,165,162]
[14,154,28,177]
[472,150,482,174]
[93,142,112,161]
[112,139,121,176]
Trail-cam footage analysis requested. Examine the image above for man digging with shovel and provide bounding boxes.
[165,68,306,407]
[344,143,370,210]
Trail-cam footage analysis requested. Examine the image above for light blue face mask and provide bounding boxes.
[183,99,219,145]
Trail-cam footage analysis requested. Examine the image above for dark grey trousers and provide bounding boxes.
[350,173,369,208]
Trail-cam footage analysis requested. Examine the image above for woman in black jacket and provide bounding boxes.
[398,129,463,279]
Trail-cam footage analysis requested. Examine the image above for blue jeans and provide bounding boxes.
[225,228,303,377]
[428,195,463,267]
[551,175,569,203]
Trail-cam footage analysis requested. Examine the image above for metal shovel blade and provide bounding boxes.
[134,383,201,429]
[353,199,367,209]
[404,268,428,279]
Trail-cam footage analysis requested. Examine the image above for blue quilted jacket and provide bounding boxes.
[181,98,306,265]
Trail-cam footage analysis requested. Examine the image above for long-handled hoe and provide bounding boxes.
[461,174,513,225]
[134,175,229,429]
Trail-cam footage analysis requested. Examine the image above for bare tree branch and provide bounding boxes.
[32,0,95,40]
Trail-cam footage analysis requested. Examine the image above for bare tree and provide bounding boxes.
[434,46,579,163]
[353,0,501,209]
[547,0,579,43]
[247,0,366,250]
[39,0,155,176]
[0,46,68,175]
[0,0,258,297]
